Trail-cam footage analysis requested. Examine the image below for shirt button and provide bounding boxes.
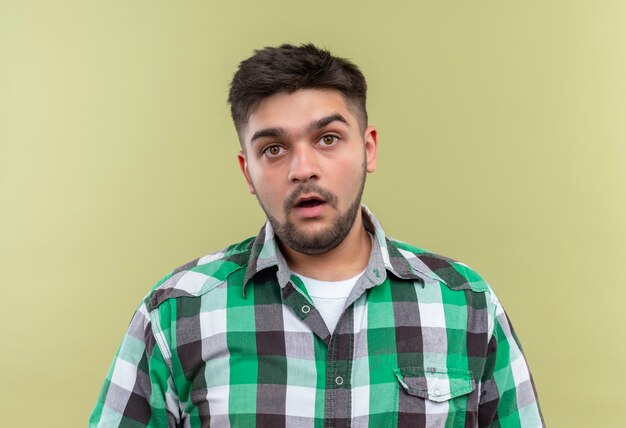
[301,305,310,314]
[335,376,344,386]
[433,388,441,397]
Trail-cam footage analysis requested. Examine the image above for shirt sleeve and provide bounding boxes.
[89,302,180,427]
[478,293,545,427]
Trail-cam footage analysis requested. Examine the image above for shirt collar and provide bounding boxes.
[243,205,446,295]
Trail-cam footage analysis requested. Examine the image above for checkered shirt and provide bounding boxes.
[90,206,544,427]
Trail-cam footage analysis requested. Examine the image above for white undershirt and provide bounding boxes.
[297,271,364,334]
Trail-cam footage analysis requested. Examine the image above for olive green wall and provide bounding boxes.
[2,1,624,426]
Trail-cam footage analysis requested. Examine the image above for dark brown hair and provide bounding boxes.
[228,43,368,138]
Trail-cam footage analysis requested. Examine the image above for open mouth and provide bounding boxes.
[289,188,334,219]
[297,198,325,208]
[293,195,327,217]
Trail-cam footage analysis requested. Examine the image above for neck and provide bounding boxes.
[280,211,372,281]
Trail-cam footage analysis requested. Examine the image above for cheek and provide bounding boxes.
[258,188,279,204]
[247,167,272,193]
[252,174,285,209]
[335,157,365,182]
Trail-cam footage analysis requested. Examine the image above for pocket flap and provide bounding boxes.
[393,366,474,403]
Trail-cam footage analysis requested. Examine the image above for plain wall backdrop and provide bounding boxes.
[1,1,625,426]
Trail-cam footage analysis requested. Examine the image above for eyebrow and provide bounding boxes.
[308,114,349,132]
[250,127,285,143]
[249,113,349,144]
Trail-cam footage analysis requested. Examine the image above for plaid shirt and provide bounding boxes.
[90,206,543,427]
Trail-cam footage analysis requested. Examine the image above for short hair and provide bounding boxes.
[228,43,368,139]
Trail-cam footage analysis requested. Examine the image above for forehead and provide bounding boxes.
[242,89,358,142]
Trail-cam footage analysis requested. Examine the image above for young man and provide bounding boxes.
[90,44,544,427]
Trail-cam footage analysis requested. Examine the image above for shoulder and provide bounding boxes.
[143,236,255,312]
[389,239,491,294]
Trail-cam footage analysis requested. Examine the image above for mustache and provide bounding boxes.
[284,183,337,210]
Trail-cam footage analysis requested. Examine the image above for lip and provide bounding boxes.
[294,202,327,219]
[293,194,327,219]
[294,193,326,207]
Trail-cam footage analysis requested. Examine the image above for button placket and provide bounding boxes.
[324,308,354,421]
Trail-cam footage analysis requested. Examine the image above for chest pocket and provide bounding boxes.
[392,366,476,427]
[393,366,474,402]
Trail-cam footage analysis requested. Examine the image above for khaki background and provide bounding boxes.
[1,1,625,427]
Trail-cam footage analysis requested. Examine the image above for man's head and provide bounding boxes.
[230,44,378,257]
[228,43,368,140]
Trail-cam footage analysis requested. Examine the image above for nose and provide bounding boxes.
[288,144,320,183]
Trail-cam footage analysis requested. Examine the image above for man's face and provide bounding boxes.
[238,88,378,255]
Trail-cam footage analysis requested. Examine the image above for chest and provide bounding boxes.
[169,279,489,426]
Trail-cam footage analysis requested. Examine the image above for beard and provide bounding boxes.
[261,168,366,256]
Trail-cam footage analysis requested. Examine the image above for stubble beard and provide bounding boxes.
[261,168,367,256]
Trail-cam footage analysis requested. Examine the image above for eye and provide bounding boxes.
[318,135,338,146]
[262,144,286,158]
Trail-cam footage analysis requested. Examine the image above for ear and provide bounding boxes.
[363,126,378,173]
[237,150,256,194]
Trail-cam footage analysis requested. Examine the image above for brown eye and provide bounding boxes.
[320,135,337,146]
[268,146,281,155]
[263,145,284,157]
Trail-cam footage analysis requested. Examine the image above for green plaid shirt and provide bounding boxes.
[90,206,543,427]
